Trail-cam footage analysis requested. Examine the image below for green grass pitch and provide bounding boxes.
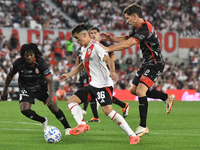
[0,100,200,150]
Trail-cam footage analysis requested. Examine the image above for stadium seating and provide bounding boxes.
[0,0,200,99]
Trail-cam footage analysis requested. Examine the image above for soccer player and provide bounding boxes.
[88,27,130,121]
[58,23,140,144]
[0,43,71,135]
[100,3,175,137]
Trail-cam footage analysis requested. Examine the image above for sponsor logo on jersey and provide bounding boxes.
[135,34,145,40]
[27,70,33,73]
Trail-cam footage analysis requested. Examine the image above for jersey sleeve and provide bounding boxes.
[108,51,114,57]
[10,58,21,75]
[94,44,108,61]
[129,26,149,43]
[100,41,113,57]
[100,41,110,47]
[39,58,52,78]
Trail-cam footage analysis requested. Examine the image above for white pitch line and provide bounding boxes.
[0,127,199,137]
[149,132,200,136]
[0,120,41,126]
[0,128,42,131]
[0,121,199,136]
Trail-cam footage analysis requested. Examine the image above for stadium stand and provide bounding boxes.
[0,0,72,29]
[0,0,200,100]
[52,0,200,37]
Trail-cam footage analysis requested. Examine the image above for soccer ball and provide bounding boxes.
[44,127,61,143]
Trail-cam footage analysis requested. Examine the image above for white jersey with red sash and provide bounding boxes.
[81,39,113,88]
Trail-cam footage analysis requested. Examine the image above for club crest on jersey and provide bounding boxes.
[35,68,39,74]
[87,48,91,54]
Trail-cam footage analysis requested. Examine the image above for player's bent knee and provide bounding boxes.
[49,102,58,108]
[103,111,110,116]
[21,109,33,117]
[130,89,136,95]
[136,89,146,97]
[102,106,113,116]
[67,95,81,105]
[130,84,137,95]
[48,104,59,113]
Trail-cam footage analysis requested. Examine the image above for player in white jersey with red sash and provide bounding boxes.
[81,39,113,87]
[58,23,140,144]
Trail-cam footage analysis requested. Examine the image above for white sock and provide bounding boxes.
[108,110,136,137]
[68,102,86,125]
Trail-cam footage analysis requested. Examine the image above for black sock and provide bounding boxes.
[90,100,99,118]
[54,109,71,129]
[139,96,148,127]
[21,109,45,123]
[146,89,168,101]
[112,96,126,108]
[83,102,88,111]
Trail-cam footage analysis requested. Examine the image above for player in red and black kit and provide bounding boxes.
[0,43,71,135]
[101,3,175,137]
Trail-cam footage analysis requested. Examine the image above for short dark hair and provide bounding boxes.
[20,43,42,59]
[71,23,88,35]
[89,27,100,33]
[123,3,143,18]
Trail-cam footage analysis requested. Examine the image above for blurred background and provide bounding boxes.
[0,0,200,101]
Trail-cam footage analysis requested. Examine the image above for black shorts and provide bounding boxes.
[19,87,49,104]
[132,63,164,88]
[74,84,113,106]
[77,75,89,88]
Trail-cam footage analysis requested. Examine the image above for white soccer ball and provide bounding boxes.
[44,127,61,143]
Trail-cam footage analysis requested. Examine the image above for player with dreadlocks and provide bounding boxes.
[1,43,72,135]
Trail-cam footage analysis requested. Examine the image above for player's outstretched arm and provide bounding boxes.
[58,62,84,82]
[103,37,138,52]
[100,32,129,43]
[100,32,114,42]
[0,72,14,101]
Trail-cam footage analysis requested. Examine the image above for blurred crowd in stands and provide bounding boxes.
[0,0,72,29]
[1,27,200,100]
[0,0,200,100]
[0,0,199,37]
[53,0,200,37]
